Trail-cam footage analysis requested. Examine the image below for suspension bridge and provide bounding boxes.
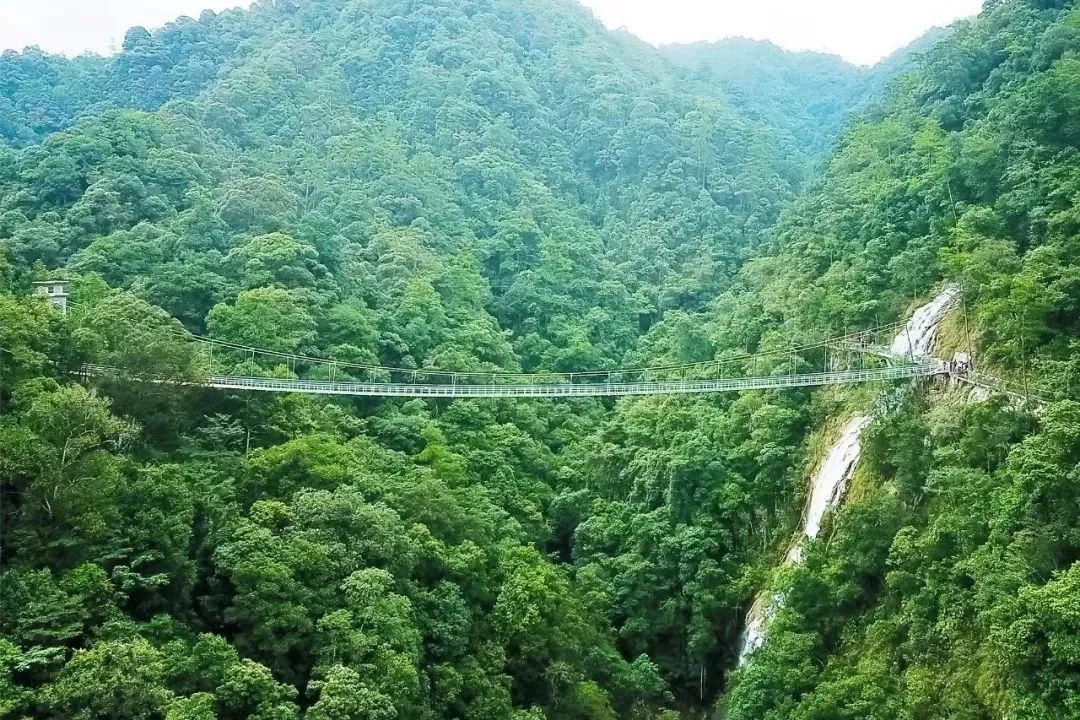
[75,313,957,398]
[81,362,945,398]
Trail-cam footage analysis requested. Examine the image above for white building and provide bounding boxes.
[32,280,70,314]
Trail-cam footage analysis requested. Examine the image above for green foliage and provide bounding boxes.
[0,294,73,401]
[2,0,1078,718]
[41,637,173,719]
[665,39,870,164]
[722,3,1080,716]
[207,287,318,355]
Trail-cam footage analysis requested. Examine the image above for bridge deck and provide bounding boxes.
[197,362,945,398]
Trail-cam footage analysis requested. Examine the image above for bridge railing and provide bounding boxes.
[79,358,947,398]
[196,362,946,398]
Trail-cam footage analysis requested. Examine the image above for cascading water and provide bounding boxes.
[889,285,961,359]
[739,592,780,662]
[737,285,961,664]
[784,415,871,567]
[738,415,869,661]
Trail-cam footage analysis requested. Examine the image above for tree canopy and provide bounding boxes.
[2,0,1079,718]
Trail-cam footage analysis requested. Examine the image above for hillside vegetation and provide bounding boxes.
[1,1,1078,719]
[664,29,953,163]
[720,2,1080,717]
[664,39,872,162]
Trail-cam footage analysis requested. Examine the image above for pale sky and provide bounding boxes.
[585,0,983,65]
[0,0,253,56]
[0,0,982,66]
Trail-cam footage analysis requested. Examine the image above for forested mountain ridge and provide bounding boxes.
[664,30,955,163]
[0,0,813,371]
[663,40,871,161]
[0,11,247,149]
[1,0,1078,719]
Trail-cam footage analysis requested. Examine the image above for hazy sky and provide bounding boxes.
[0,0,982,66]
[585,0,983,65]
[0,0,252,56]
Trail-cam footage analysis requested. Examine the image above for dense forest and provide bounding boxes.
[663,28,953,163]
[0,0,1077,718]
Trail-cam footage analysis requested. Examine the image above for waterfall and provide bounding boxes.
[738,415,869,662]
[737,285,961,664]
[889,285,961,359]
[785,415,871,566]
[739,592,782,662]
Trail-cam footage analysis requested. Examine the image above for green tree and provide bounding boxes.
[206,287,317,355]
[41,638,173,719]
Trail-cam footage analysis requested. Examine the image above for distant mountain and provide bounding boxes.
[664,39,868,160]
[663,29,955,161]
[863,25,955,100]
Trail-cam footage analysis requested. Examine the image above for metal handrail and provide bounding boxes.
[77,361,947,398]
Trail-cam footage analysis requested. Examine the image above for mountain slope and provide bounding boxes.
[664,31,954,163]
[663,39,869,161]
[715,2,1080,717]
[1,0,810,372]
[0,6,265,148]
[0,1,836,717]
